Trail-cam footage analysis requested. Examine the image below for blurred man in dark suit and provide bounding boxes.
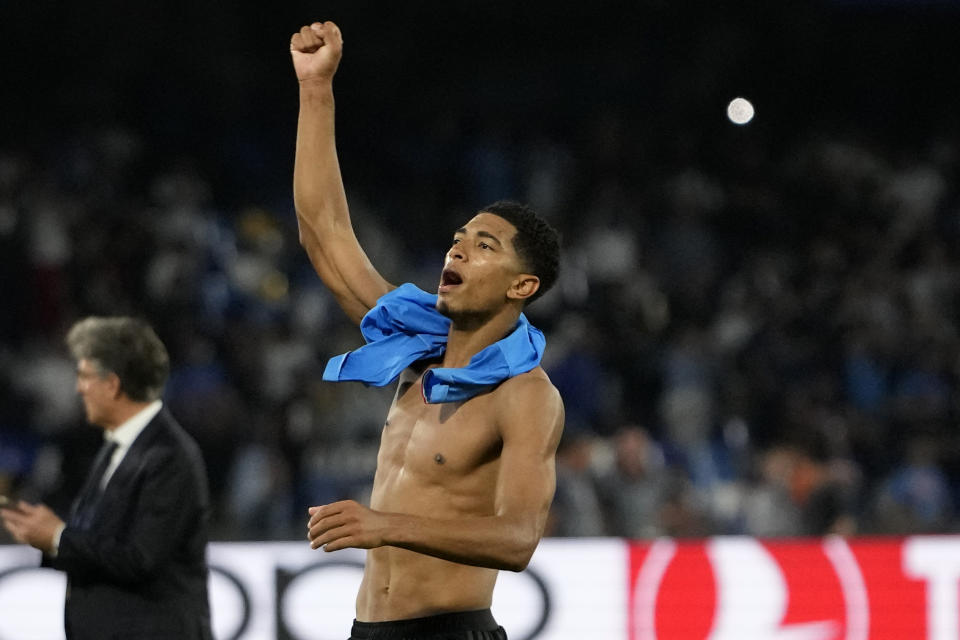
[1,316,213,640]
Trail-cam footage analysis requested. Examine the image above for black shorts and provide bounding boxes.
[348,608,507,640]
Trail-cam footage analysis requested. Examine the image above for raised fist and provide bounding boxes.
[290,21,343,83]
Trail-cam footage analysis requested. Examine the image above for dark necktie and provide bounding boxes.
[69,439,118,528]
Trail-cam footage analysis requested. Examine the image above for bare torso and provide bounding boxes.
[356,361,540,621]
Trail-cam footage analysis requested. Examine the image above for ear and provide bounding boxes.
[507,274,540,302]
[105,372,123,400]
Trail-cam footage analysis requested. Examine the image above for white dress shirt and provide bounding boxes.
[100,400,163,489]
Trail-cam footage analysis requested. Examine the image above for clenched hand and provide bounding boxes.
[290,21,344,85]
[307,500,387,552]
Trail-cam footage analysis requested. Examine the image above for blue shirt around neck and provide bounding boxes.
[322,283,546,403]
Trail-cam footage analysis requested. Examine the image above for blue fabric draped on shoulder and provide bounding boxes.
[322,283,546,403]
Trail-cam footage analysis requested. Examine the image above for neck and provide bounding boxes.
[102,399,154,431]
[442,306,522,369]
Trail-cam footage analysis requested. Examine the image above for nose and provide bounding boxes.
[447,244,465,262]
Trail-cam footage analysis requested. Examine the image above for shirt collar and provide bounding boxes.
[106,400,162,449]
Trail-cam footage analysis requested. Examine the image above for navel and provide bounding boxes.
[434,453,446,465]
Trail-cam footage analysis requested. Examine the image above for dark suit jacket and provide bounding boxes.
[46,408,213,640]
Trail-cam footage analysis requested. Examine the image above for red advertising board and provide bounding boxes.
[628,536,960,640]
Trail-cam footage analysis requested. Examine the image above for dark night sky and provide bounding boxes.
[3,1,960,198]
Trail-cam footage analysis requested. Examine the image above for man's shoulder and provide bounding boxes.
[502,365,555,387]
[495,367,562,406]
[491,368,564,443]
[146,409,190,443]
[141,410,206,464]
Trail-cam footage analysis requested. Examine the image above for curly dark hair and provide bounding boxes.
[479,200,561,305]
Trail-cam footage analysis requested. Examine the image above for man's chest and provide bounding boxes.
[376,374,502,480]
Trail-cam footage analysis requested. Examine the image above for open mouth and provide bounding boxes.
[439,268,463,291]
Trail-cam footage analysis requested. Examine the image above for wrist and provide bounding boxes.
[48,522,66,557]
[299,77,335,93]
[379,512,414,548]
[299,80,335,107]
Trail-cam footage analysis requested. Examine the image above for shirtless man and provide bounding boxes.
[290,20,565,640]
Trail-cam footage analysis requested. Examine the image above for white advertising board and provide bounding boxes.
[1,536,958,639]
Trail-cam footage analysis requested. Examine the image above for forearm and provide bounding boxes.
[381,511,543,573]
[293,80,350,240]
[293,80,392,321]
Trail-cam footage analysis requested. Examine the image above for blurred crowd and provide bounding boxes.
[1,106,958,542]
[2,4,960,543]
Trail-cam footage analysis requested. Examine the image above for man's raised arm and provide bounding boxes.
[291,21,394,324]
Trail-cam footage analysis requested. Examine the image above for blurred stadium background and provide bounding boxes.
[2,0,960,550]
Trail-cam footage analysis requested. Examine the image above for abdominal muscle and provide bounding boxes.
[354,466,501,621]
[355,546,498,621]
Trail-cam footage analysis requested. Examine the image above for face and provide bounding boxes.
[437,213,530,318]
[75,358,118,428]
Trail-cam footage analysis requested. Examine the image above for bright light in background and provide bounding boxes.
[726,97,755,125]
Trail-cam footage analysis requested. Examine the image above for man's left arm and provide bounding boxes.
[308,376,565,571]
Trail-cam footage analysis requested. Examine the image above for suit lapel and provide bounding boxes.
[68,439,119,528]
[95,410,169,512]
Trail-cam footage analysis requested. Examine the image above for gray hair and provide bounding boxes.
[66,317,170,402]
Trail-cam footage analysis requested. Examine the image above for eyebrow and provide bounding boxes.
[454,227,504,247]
